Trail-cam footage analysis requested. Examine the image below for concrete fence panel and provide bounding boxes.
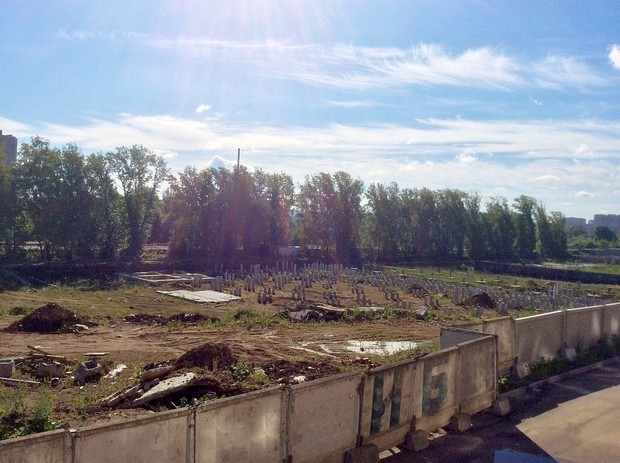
[73,408,191,463]
[566,306,604,349]
[0,429,70,463]
[456,336,497,414]
[358,359,417,451]
[411,347,458,433]
[289,372,360,463]
[481,317,515,374]
[440,326,488,349]
[603,303,620,338]
[515,311,565,364]
[194,386,284,463]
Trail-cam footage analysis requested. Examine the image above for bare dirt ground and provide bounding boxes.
[0,275,511,430]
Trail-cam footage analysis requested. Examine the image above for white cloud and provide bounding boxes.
[206,155,236,170]
[529,175,560,183]
[455,151,477,163]
[195,104,211,114]
[609,44,620,69]
[575,191,594,198]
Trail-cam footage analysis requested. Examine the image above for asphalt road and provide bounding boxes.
[381,358,620,463]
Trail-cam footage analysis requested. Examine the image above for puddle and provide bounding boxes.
[300,340,425,356]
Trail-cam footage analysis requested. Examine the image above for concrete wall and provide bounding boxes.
[604,303,620,337]
[412,347,460,433]
[565,306,604,349]
[73,408,191,463]
[0,429,69,463]
[515,311,565,364]
[440,326,487,348]
[456,336,496,414]
[195,386,284,463]
[359,359,417,450]
[289,373,360,463]
[480,317,515,374]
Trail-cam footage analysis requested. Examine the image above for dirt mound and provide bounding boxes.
[5,303,94,333]
[175,342,236,371]
[125,313,218,326]
[125,313,168,325]
[261,359,341,384]
[462,292,496,310]
[167,313,217,324]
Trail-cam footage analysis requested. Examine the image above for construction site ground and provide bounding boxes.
[0,270,617,433]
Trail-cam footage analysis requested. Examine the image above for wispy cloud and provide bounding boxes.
[56,31,610,92]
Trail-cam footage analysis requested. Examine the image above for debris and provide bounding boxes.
[287,302,347,322]
[5,303,96,333]
[74,359,103,385]
[0,359,15,378]
[140,365,174,383]
[415,307,428,320]
[101,384,142,407]
[105,364,127,380]
[175,342,235,371]
[461,292,497,310]
[0,377,41,387]
[131,372,198,407]
[36,361,66,379]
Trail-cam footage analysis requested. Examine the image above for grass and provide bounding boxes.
[0,385,56,440]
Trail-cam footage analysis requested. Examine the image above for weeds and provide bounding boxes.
[0,385,56,440]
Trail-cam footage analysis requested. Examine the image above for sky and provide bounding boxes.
[1,0,620,219]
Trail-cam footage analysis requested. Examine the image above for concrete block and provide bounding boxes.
[492,397,511,416]
[344,444,380,463]
[511,362,530,380]
[403,430,429,452]
[560,347,577,361]
[36,362,65,379]
[448,413,472,432]
[0,360,15,378]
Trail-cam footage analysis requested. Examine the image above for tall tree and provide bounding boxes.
[485,197,515,260]
[106,145,169,259]
[513,195,538,259]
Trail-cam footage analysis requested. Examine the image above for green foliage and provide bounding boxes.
[0,386,56,440]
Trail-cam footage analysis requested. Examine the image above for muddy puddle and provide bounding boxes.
[300,339,426,356]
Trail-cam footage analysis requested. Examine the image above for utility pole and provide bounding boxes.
[237,148,240,170]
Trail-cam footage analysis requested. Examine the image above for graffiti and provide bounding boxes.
[370,369,403,434]
[422,356,449,416]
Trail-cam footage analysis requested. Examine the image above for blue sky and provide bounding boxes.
[1,0,619,218]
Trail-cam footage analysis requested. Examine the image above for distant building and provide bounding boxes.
[0,129,17,165]
[565,217,586,229]
[588,214,620,233]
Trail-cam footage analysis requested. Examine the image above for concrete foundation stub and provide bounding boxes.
[492,397,511,416]
[510,362,530,380]
[403,430,429,452]
[344,444,380,463]
[448,413,472,432]
[560,347,577,361]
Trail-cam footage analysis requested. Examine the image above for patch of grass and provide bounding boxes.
[0,385,56,440]
[221,308,284,329]
[377,339,440,364]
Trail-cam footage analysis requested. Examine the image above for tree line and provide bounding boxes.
[0,138,568,264]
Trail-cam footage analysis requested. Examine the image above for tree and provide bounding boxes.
[485,197,515,260]
[106,145,169,259]
[513,195,538,259]
[594,225,616,242]
[463,193,486,260]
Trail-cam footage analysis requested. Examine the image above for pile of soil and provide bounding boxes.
[5,303,94,333]
[175,342,236,371]
[261,359,341,384]
[125,312,218,326]
[462,292,497,310]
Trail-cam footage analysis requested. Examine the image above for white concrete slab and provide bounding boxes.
[157,290,241,303]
